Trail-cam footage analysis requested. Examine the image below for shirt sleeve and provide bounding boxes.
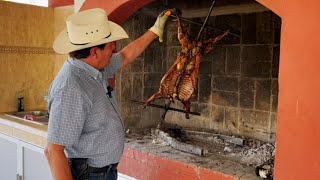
[47,85,90,147]
[103,53,122,78]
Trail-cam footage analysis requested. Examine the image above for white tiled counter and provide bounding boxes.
[0,114,51,180]
[0,114,48,147]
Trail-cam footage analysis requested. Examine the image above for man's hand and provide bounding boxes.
[149,8,176,42]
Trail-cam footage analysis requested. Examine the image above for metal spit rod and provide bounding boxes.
[130,100,201,116]
[130,100,201,129]
[197,0,216,40]
[169,11,240,37]
[158,100,171,128]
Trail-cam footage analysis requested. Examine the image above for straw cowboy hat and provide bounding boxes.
[53,8,129,54]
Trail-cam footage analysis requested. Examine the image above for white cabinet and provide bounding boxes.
[0,133,53,180]
[0,135,18,180]
[0,133,135,180]
[22,142,53,180]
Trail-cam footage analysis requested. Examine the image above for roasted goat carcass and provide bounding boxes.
[143,12,228,119]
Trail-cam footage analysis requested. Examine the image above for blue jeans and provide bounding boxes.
[88,169,118,180]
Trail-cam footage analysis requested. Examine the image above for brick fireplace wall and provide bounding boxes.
[117,9,281,142]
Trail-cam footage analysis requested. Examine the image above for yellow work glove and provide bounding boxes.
[149,9,176,42]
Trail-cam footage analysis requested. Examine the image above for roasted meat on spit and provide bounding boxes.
[143,11,229,119]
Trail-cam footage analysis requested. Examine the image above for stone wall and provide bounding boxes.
[118,10,280,142]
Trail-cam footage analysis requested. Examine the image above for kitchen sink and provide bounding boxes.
[4,110,49,125]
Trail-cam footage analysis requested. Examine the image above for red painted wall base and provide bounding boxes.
[118,147,247,180]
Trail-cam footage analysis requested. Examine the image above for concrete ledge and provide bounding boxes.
[0,114,258,179]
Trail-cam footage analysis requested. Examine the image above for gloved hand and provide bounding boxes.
[149,8,176,42]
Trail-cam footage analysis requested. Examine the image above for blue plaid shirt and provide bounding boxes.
[47,53,125,167]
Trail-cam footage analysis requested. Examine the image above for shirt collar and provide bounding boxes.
[68,57,102,80]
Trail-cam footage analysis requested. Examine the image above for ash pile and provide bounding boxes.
[150,124,275,167]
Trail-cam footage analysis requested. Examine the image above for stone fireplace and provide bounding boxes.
[117,0,280,143]
[104,0,279,178]
[70,0,320,179]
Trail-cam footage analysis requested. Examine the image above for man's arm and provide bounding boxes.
[119,30,157,68]
[45,142,73,180]
[119,9,175,68]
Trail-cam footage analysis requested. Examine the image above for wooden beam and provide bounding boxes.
[152,129,208,156]
[183,130,245,146]
[180,3,268,18]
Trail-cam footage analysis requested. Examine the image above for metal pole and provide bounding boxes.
[157,100,171,129]
[169,14,240,37]
[197,0,216,40]
[130,100,201,116]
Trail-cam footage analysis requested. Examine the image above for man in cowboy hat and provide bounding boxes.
[45,8,175,180]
